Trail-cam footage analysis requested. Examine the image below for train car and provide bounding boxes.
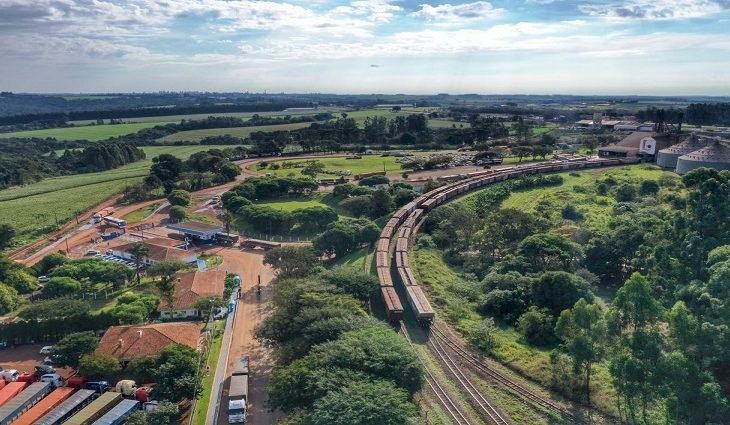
[421,198,438,212]
[376,238,390,253]
[0,382,52,425]
[91,399,140,425]
[381,286,404,322]
[386,218,400,229]
[380,225,396,240]
[35,390,96,425]
[396,266,414,287]
[391,208,409,226]
[395,237,409,253]
[63,392,122,425]
[13,387,75,425]
[375,251,389,269]
[397,227,411,240]
[0,383,27,408]
[405,285,435,324]
[377,266,393,287]
[394,251,410,269]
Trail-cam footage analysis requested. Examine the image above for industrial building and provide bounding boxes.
[167,221,225,243]
[598,132,673,158]
[656,135,713,169]
[656,135,730,174]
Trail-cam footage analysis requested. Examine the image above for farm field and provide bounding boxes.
[159,122,314,143]
[0,122,172,141]
[69,109,333,125]
[254,155,412,179]
[0,145,239,244]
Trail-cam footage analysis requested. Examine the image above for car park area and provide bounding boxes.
[0,345,74,380]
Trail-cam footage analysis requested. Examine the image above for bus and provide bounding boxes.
[0,382,52,425]
[63,392,121,425]
[102,216,127,228]
[91,399,139,425]
[35,389,95,425]
[13,387,75,425]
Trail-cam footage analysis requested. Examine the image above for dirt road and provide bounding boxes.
[212,247,280,425]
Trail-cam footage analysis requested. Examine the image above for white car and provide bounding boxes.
[0,370,19,382]
[40,373,64,388]
[40,346,53,355]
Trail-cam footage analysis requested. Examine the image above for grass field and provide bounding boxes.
[69,109,331,125]
[193,328,223,425]
[0,122,172,141]
[255,197,327,212]
[122,203,160,224]
[0,145,239,245]
[159,122,314,143]
[256,155,410,179]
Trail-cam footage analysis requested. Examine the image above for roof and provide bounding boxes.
[159,270,226,311]
[598,145,639,153]
[167,221,224,235]
[115,240,194,263]
[678,141,730,163]
[659,136,713,155]
[96,322,202,361]
[616,131,653,148]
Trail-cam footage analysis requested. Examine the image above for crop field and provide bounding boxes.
[255,155,412,179]
[159,122,314,143]
[0,122,170,141]
[68,109,333,125]
[0,145,239,244]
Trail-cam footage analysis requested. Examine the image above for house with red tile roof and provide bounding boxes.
[95,322,203,364]
[112,238,198,265]
[158,270,226,319]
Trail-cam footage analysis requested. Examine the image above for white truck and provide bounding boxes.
[228,356,249,424]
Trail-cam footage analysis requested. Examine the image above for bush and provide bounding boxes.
[358,175,389,187]
[517,307,556,346]
[167,189,191,207]
[615,184,637,202]
[169,205,187,222]
[468,318,498,354]
[561,204,583,221]
[44,276,82,298]
[78,353,121,378]
[640,180,660,195]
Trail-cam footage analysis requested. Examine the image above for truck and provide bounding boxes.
[13,386,75,425]
[90,399,139,425]
[35,389,96,425]
[91,208,115,224]
[63,391,122,425]
[228,356,249,424]
[114,380,136,397]
[0,382,52,425]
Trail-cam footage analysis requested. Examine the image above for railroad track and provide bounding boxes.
[431,324,577,421]
[399,324,475,425]
[427,328,511,425]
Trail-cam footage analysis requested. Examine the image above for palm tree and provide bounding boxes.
[129,242,150,285]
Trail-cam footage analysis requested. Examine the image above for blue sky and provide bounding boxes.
[0,0,729,94]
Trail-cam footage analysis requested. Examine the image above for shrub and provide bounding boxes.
[517,307,556,347]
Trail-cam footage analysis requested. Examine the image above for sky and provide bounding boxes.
[0,0,729,95]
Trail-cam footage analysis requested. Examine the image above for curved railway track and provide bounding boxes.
[378,157,641,422]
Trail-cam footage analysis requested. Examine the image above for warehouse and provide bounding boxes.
[167,221,225,243]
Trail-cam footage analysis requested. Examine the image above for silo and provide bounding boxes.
[675,141,730,174]
[656,135,711,169]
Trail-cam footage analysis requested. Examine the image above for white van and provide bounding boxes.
[41,373,64,388]
[1,370,19,382]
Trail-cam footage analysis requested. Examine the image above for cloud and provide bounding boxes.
[413,1,504,21]
[579,0,730,20]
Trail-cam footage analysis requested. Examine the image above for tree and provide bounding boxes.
[0,224,15,250]
[615,184,637,202]
[555,298,606,406]
[194,296,225,319]
[78,353,121,378]
[51,331,99,369]
[312,224,356,257]
[0,284,19,315]
[358,175,389,187]
[582,137,599,155]
[129,242,149,284]
[33,252,68,276]
[167,189,191,207]
[301,160,325,178]
[147,401,180,425]
[518,233,583,271]
[468,318,498,354]
[264,245,318,278]
[319,267,379,302]
[369,189,394,218]
[517,307,556,346]
[611,273,663,329]
[151,344,201,402]
[149,260,186,316]
[310,380,417,425]
[168,206,187,223]
[44,276,82,298]
[18,298,91,320]
[531,271,592,316]
[2,269,38,294]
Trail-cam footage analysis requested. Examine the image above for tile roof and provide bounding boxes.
[158,270,226,311]
[96,322,202,361]
[115,240,194,263]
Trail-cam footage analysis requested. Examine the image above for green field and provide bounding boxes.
[0,145,239,245]
[122,203,160,224]
[256,155,412,179]
[69,109,332,125]
[159,122,314,143]
[0,122,173,141]
[255,197,328,212]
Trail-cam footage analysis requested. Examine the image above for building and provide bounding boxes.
[166,221,225,243]
[158,270,226,319]
[96,322,202,365]
[656,135,713,169]
[598,132,673,158]
[675,141,730,174]
[112,238,198,265]
[523,116,545,126]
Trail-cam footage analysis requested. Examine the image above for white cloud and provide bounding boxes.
[579,0,729,20]
[413,1,504,21]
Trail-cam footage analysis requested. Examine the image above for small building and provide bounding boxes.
[158,270,226,319]
[96,322,202,365]
[112,238,198,265]
[166,221,225,243]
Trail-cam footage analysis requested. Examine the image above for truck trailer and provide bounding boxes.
[228,356,249,424]
[35,389,96,425]
[64,392,122,425]
[0,382,52,424]
[91,399,140,425]
[13,386,75,425]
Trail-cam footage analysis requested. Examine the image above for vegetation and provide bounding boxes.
[417,165,730,422]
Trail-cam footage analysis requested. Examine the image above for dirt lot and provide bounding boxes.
[0,344,74,379]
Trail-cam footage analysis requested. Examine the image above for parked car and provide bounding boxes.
[40,345,53,355]
[1,370,19,382]
[17,373,39,383]
[85,249,100,256]
[43,356,54,365]
[35,364,56,375]
[87,380,110,393]
[67,376,88,389]
[116,380,137,397]
[41,373,64,388]
[38,276,50,284]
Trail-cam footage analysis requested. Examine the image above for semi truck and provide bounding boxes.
[0,382,52,424]
[228,356,249,424]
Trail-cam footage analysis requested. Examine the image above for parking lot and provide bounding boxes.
[0,344,74,380]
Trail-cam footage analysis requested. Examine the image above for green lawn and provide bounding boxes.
[159,122,315,143]
[255,197,327,212]
[332,247,367,269]
[257,155,409,179]
[193,330,224,425]
[0,145,239,245]
[122,203,160,224]
[0,122,171,141]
